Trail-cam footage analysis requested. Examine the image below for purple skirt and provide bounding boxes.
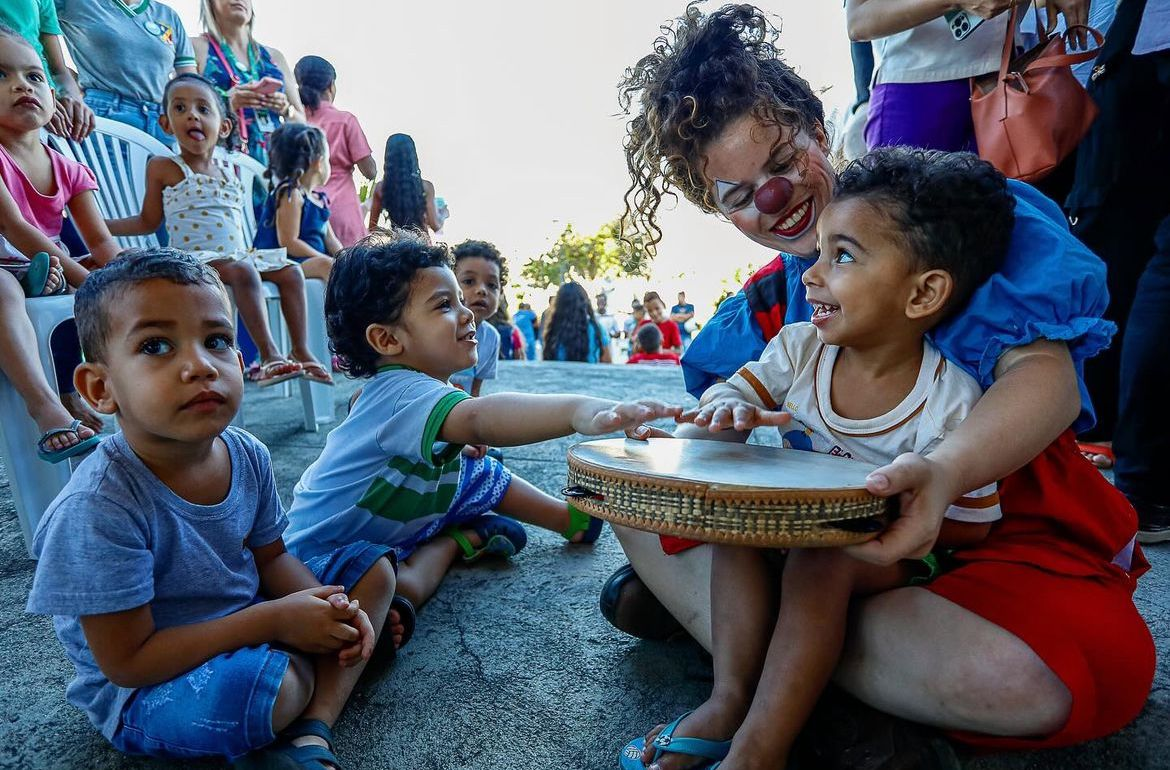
[865,78,977,152]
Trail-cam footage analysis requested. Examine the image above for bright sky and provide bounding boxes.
[164,0,854,318]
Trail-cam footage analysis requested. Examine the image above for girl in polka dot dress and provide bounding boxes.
[108,74,331,387]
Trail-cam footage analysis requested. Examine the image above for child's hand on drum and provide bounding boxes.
[681,392,790,432]
[573,399,683,435]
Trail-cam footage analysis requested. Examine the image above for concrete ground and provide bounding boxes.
[0,361,1166,770]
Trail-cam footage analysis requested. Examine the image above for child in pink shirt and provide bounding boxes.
[295,56,376,248]
[0,28,119,461]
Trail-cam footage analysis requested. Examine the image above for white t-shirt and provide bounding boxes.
[872,12,1009,85]
[726,324,1000,523]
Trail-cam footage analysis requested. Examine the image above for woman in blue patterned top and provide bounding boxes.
[192,0,303,164]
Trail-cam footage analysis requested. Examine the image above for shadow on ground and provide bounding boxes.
[0,361,1165,769]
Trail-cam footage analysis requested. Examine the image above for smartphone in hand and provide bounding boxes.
[252,77,283,95]
[944,9,985,41]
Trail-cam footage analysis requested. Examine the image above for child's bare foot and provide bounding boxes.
[30,399,97,452]
[640,694,749,770]
[61,391,103,433]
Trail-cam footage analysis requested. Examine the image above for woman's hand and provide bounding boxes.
[262,89,290,118]
[956,0,1021,20]
[845,453,964,566]
[1048,0,1093,49]
[228,83,266,112]
[56,95,95,141]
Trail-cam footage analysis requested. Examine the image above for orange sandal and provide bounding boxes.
[1077,441,1114,469]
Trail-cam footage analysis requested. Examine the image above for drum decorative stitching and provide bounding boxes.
[566,438,891,548]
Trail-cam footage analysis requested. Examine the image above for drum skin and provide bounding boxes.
[565,438,892,547]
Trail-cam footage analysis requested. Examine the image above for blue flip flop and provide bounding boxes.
[17,251,50,297]
[445,514,528,563]
[36,419,101,464]
[619,712,730,770]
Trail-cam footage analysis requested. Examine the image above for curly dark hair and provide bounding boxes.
[76,248,224,363]
[452,239,508,284]
[834,148,1015,317]
[325,229,453,378]
[379,133,427,231]
[543,282,606,362]
[293,55,336,111]
[618,3,824,255]
[264,122,327,206]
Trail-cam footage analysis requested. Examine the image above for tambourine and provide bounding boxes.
[565,438,891,547]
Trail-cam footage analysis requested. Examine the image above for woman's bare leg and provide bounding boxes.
[0,274,94,451]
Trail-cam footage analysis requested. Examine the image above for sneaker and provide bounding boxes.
[1131,496,1170,544]
[599,563,688,642]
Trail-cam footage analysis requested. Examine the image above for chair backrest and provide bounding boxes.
[221,151,268,243]
[47,117,171,251]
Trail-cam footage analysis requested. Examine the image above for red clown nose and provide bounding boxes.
[753,177,794,215]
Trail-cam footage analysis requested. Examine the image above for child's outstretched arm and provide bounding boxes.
[105,157,171,240]
[276,191,332,260]
[440,394,681,448]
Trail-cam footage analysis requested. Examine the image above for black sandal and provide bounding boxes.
[234,718,341,769]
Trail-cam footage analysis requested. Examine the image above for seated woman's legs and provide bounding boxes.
[0,272,95,451]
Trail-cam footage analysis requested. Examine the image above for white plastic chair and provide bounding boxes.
[0,294,79,557]
[46,116,171,251]
[224,151,334,431]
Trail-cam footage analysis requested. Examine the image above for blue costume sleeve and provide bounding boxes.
[930,180,1114,433]
[681,291,767,400]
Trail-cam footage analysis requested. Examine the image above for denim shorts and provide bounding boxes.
[393,454,512,559]
[109,540,395,761]
[84,89,173,147]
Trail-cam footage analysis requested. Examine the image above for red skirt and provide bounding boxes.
[659,430,1154,748]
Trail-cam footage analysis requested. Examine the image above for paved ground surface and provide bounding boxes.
[0,361,1166,770]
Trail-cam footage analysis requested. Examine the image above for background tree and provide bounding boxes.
[521,217,652,289]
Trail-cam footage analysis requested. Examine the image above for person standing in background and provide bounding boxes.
[514,301,539,361]
[295,55,376,249]
[3,0,91,140]
[194,0,303,165]
[670,290,695,350]
[595,292,621,361]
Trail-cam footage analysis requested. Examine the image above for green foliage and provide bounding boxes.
[521,218,652,289]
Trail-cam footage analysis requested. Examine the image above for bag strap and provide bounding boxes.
[997,3,1021,79]
[1028,26,1106,69]
[205,35,250,142]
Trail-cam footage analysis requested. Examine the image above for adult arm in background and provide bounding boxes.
[356,155,377,181]
[847,0,1091,46]
[41,34,92,141]
[423,179,440,233]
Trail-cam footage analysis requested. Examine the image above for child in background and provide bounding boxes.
[624,300,645,356]
[637,290,683,355]
[284,231,678,611]
[0,27,116,458]
[0,27,117,283]
[622,149,1127,770]
[254,122,342,283]
[627,323,681,366]
[294,55,376,249]
[26,249,406,768]
[449,240,504,397]
[108,74,327,388]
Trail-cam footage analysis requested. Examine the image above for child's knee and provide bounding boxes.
[0,269,22,299]
[271,652,314,733]
[271,264,305,287]
[353,555,397,602]
[216,261,260,287]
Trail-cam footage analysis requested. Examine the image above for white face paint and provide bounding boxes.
[714,178,755,217]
